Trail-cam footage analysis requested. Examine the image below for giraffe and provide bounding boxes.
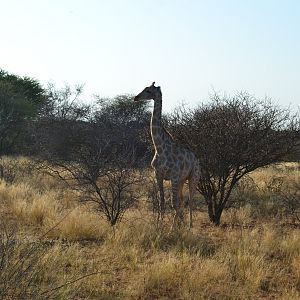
[134,82,200,228]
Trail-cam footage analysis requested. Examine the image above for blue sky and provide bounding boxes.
[1,0,299,111]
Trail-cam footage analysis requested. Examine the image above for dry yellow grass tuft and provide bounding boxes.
[56,207,109,242]
[129,253,233,299]
[220,229,271,292]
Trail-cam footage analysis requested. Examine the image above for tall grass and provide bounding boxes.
[0,159,299,299]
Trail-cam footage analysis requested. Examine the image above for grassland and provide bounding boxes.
[0,157,299,299]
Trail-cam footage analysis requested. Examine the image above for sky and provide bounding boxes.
[0,0,299,111]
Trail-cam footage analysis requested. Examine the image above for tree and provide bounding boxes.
[40,83,90,121]
[40,114,143,226]
[93,94,152,163]
[36,87,145,226]
[0,69,45,111]
[32,84,91,159]
[0,69,46,154]
[168,92,299,225]
[94,94,151,127]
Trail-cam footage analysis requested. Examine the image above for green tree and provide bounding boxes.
[0,69,46,154]
[0,69,45,112]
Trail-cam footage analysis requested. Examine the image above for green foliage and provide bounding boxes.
[0,69,46,154]
[0,69,45,110]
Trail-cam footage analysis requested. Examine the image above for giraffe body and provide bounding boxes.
[134,82,200,227]
[152,141,198,181]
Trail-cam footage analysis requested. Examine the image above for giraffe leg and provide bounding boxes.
[155,172,165,219]
[189,162,200,229]
[188,177,196,229]
[179,181,185,222]
[171,179,184,228]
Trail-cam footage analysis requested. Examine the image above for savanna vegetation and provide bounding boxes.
[0,69,299,299]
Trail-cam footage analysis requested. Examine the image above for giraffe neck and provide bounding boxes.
[151,96,165,151]
[151,96,162,127]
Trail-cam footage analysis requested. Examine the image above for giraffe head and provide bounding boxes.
[134,82,162,102]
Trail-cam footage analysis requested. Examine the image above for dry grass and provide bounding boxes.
[0,159,299,299]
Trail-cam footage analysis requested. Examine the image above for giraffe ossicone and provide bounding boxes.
[134,82,200,228]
